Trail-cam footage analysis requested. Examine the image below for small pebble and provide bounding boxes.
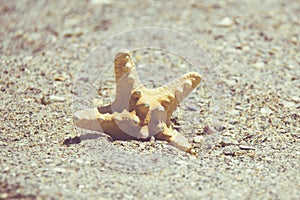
[63,136,81,146]
[186,105,197,111]
[235,105,244,111]
[252,62,265,69]
[2,166,9,173]
[216,17,234,27]
[214,125,226,132]
[72,136,81,144]
[242,45,250,51]
[260,107,273,115]
[53,167,66,173]
[76,159,84,164]
[239,145,255,150]
[291,96,300,102]
[63,138,71,145]
[44,159,52,164]
[49,95,65,102]
[0,193,8,199]
[224,79,237,87]
[223,149,234,156]
[54,74,69,81]
[287,65,295,70]
[282,101,296,108]
[78,184,85,189]
[220,138,239,146]
[290,36,298,45]
[203,125,214,134]
[63,27,83,38]
[189,148,197,156]
[0,141,8,146]
[90,0,111,5]
[41,95,65,105]
[193,135,203,143]
[229,109,240,116]
[175,160,189,165]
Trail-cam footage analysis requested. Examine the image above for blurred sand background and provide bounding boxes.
[1,0,300,199]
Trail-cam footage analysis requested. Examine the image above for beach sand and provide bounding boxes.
[1,0,299,199]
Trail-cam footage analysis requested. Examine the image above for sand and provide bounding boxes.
[1,0,300,199]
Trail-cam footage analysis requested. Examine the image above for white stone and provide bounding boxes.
[291,96,300,102]
[49,95,65,102]
[252,62,265,69]
[193,135,203,143]
[239,145,255,150]
[90,0,111,5]
[260,107,273,115]
[216,17,234,27]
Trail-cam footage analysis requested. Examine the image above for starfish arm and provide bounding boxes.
[157,72,201,113]
[74,108,137,140]
[74,107,113,132]
[114,51,139,83]
[155,126,194,153]
[113,51,142,110]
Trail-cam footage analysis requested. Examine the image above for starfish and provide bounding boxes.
[74,50,201,154]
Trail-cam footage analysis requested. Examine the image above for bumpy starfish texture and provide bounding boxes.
[74,50,201,153]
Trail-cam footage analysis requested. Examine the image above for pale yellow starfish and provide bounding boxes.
[74,50,201,154]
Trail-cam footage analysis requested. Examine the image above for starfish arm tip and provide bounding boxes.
[74,108,111,132]
[157,128,192,153]
[186,72,201,88]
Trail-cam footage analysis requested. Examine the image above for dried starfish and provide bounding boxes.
[74,50,201,154]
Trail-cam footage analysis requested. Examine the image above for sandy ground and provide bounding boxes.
[1,0,300,199]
